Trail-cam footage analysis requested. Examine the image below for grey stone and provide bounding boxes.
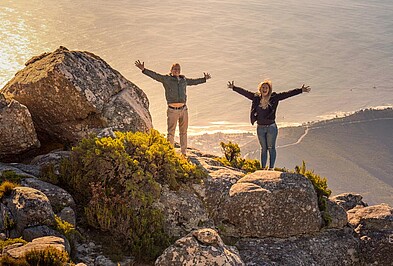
[0,203,15,233]
[22,225,60,241]
[0,97,40,159]
[348,203,393,265]
[348,203,393,231]
[155,228,244,266]
[3,186,55,236]
[58,206,76,226]
[325,198,348,229]
[156,185,213,238]
[94,255,117,266]
[30,150,71,175]
[21,178,75,213]
[236,229,360,266]
[2,46,152,146]
[0,163,38,178]
[331,193,367,211]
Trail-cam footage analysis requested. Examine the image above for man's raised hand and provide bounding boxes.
[135,60,145,71]
[204,72,211,80]
[227,81,235,89]
[301,84,311,93]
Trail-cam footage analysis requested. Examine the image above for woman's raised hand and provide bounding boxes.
[227,81,235,89]
[135,60,145,71]
[204,72,212,80]
[301,84,311,93]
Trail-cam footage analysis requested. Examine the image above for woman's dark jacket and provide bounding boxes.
[232,86,302,125]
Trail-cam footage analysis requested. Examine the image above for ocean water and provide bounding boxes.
[1,0,393,135]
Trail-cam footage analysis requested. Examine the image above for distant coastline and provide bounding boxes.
[186,106,393,136]
[189,107,393,206]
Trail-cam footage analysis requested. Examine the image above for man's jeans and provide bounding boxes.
[257,123,278,169]
[167,106,188,154]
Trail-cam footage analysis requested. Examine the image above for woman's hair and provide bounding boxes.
[171,63,181,71]
[258,79,273,109]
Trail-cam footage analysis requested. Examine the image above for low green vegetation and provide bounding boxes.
[0,237,27,251]
[52,215,81,253]
[216,141,261,172]
[0,170,23,184]
[24,246,70,266]
[40,163,59,185]
[52,129,205,261]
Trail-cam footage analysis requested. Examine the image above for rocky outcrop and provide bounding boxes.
[3,187,55,237]
[155,228,244,266]
[216,170,322,238]
[2,46,152,146]
[331,193,368,211]
[5,236,68,259]
[348,204,393,265]
[236,229,360,265]
[0,94,40,160]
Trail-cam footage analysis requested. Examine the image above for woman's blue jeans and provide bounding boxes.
[257,123,278,169]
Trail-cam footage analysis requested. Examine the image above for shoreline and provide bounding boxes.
[186,105,393,136]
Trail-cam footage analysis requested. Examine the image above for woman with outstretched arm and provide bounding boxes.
[228,80,311,169]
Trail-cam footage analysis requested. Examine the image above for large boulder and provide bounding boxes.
[155,228,244,266]
[348,203,393,265]
[0,94,40,160]
[2,46,152,146]
[236,229,360,265]
[216,170,322,238]
[3,187,55,236]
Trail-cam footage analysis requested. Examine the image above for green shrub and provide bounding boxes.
[56,129,205,261]
[24,246,70,266]
[52,215,81,253]
[216,141,261,173]
[0,238,28,266]
[39,163,59,185]
[0,181,18,199]
[0,170,23,184]
[0,237,27,250]
[0,255,29,266]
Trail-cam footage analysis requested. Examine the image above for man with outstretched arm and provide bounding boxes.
[135,60,211,156]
